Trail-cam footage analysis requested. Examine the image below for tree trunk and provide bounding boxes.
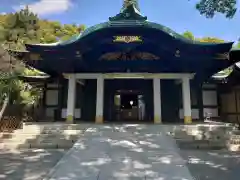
[0,97,9,121]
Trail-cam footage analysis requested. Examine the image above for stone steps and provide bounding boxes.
[0,123,86,149]
[171,123,240,151]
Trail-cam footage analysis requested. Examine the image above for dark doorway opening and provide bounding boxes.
[114,91,145,122]
[104,79,153,123]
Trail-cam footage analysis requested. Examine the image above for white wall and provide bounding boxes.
[45,83,59,119]
[45,90,59,106]
[203,90,218,106]
[202,88,219,118]
[179,108,199,119]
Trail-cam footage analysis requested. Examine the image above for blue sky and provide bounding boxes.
[1,0,240,42]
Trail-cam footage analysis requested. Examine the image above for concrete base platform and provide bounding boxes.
[43,124,194,180]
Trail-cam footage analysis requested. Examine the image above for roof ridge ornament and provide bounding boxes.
[121,0,140,12]
[109,0,147,21]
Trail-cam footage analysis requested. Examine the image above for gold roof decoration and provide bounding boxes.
[29,53,42,61]
[99,51,160,61]
[113,36,142,43]
[215,52,229,60]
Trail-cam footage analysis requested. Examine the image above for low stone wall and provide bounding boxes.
[1,123,87,149]
[170,123,240,151]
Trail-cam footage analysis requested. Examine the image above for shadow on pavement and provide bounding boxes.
[179,149,240,180]
[0,149,66,180]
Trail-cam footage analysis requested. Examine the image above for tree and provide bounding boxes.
[195,0,237,18]
[1,6,40,50]
[0,47,21,120]
[0,7,42,121]
[183,31,195,40]
[197,37,225,43]
[121,0,237,19]
[236,41,240,48]
[182,31,225,43]
[0,47,43,121]
[0,7,86,122]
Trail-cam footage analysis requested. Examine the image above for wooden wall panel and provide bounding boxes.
[220,86,240,124]
[236,92,240,112]
[221,92,236,113]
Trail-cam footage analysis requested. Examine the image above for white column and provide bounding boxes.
[153,78,162,123]
[66,74,76,123]
[96,77,104,123]
[182,77,192,124]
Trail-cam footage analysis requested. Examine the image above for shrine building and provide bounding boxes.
[12,1,239,124]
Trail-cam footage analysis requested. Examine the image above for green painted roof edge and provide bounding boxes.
[59,22,110,46]
[58,20,232,46]
[212,66,233,79]
[26,20,233,48]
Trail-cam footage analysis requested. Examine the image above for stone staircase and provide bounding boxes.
[0,123,87,149]
[169,123,240,151]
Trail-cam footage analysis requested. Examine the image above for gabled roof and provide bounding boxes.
[25,2,233,49]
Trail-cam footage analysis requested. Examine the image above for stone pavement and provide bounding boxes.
[0,149,66,180]
[44,124,194,180]
[179,149,240,180]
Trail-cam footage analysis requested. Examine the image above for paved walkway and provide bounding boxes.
[179,149,240,180]
[44,124,194,180]
[0,149,66,180]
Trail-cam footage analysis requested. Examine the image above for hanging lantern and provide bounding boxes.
[175,49,180,57]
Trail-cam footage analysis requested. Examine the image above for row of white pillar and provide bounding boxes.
[66,75,192,124]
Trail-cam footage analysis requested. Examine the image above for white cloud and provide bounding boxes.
[0,12,6,15]
[14,0,72,16]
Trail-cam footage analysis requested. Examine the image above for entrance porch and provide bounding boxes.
[64,73,194,124]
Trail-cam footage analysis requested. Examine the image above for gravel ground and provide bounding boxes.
[179,149,240,180]
[0,149,66,180]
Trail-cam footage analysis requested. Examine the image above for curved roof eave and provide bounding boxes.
[25,21,234,50]
[33,42,61,46]
[235,62,240,68]
[212,67,234,79]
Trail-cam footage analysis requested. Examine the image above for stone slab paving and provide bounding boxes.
[44,124,194,180]
[179,149,240,180]
[0,149,66,180]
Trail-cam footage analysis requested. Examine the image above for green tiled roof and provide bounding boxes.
[30,1,233,47]
[59,20,230,46]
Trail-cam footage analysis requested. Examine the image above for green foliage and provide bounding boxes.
[182,31,225,43]
[0,6,86,109]
[123,0,238,18]
[236,41,240,48]
[0,47,43,109]
[0,6,85,48]
[195,0,237,18]
[183,31,194,40]
[1,6,40,51]
[198,37,225,43]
